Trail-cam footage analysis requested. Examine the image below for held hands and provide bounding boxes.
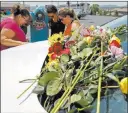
[20,42,29,45]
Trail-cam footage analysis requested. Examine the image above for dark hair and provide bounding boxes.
[58,8,74,18]
[11,4,30,17]
[46,5,57,14]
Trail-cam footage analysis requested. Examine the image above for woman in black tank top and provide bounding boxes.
[46,5,65,36]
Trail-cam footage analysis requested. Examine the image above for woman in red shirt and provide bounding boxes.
[0,5,30,50]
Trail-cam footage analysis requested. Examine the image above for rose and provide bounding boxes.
[49,47,54,53]
[80,28,91,37]
[65,40,76,48]
[110,40,120,48]
[51,53,57,60]
[53,42,63,55]
[61,48,70,55]
[120,77,128,94]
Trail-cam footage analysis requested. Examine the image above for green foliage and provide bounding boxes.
[90,4,100,15]
[46,79,63,96]
[38,71,60,86]
[60,54,70,63]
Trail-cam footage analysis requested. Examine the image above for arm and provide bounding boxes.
[1,28,27,47]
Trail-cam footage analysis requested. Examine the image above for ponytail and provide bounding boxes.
[11,4,30,17]
[13,5,21,16]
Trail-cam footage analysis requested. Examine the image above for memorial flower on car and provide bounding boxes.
[18,24,128,113]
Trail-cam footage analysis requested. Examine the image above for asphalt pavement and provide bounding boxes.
[80,15,118,27]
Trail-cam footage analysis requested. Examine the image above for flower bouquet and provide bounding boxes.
[18,24,128,113]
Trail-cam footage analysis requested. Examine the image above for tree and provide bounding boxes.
[103,10,107,16]
[109,11,112,16]
[90,4,100,15]
[114,10,118,16]
[98,9,103,15]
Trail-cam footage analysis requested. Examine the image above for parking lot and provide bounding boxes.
[80,15,118,27]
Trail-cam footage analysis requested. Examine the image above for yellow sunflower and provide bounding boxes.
[48,32,64,46]
[46,59,59,69]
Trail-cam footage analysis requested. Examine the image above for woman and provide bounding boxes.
[46,5,65,36]
[0,5,30,51]
[11,4,32,35]
[58,8,81,38]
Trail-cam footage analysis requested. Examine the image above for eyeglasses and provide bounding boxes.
[23,16,29,22]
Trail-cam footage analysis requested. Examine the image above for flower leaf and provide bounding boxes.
[71,55,81,61]
[70,46,77,55]
[38,71,59,86]
[106,73,120,84]
[46,79,62,96]
[77,40,87,51]
[89,85,98,94]
[32,85,44,94]
[79,48,92,59]
[60,54,69,63]
[71,94,81,104]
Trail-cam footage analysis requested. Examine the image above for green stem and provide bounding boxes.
[51,50,97,113]
[96,41,103,113]
[102,86,119,89]
[19,79,36,83]
[17,79,37,99]
[78,105,93,111]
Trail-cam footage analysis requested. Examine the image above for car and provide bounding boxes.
[1,41,49,113]
[74,8,86,19]
[1,15,127,113]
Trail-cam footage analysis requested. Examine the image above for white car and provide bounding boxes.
[1,41,49,113]
[1,15,127,113]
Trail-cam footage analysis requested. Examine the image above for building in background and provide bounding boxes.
[57,2,91,15]
[111,7,128,16]
[1,2,30,11]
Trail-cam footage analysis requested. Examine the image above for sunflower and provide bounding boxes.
[46,59,59,69]
[48,32,64,46]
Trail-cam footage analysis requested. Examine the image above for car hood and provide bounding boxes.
[1,41,49,113]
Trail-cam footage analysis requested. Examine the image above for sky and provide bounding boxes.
[1,0,127,7]
[23,1,127,7]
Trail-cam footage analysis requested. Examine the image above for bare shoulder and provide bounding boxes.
[71,20,81,31]
[73,20,80,25]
